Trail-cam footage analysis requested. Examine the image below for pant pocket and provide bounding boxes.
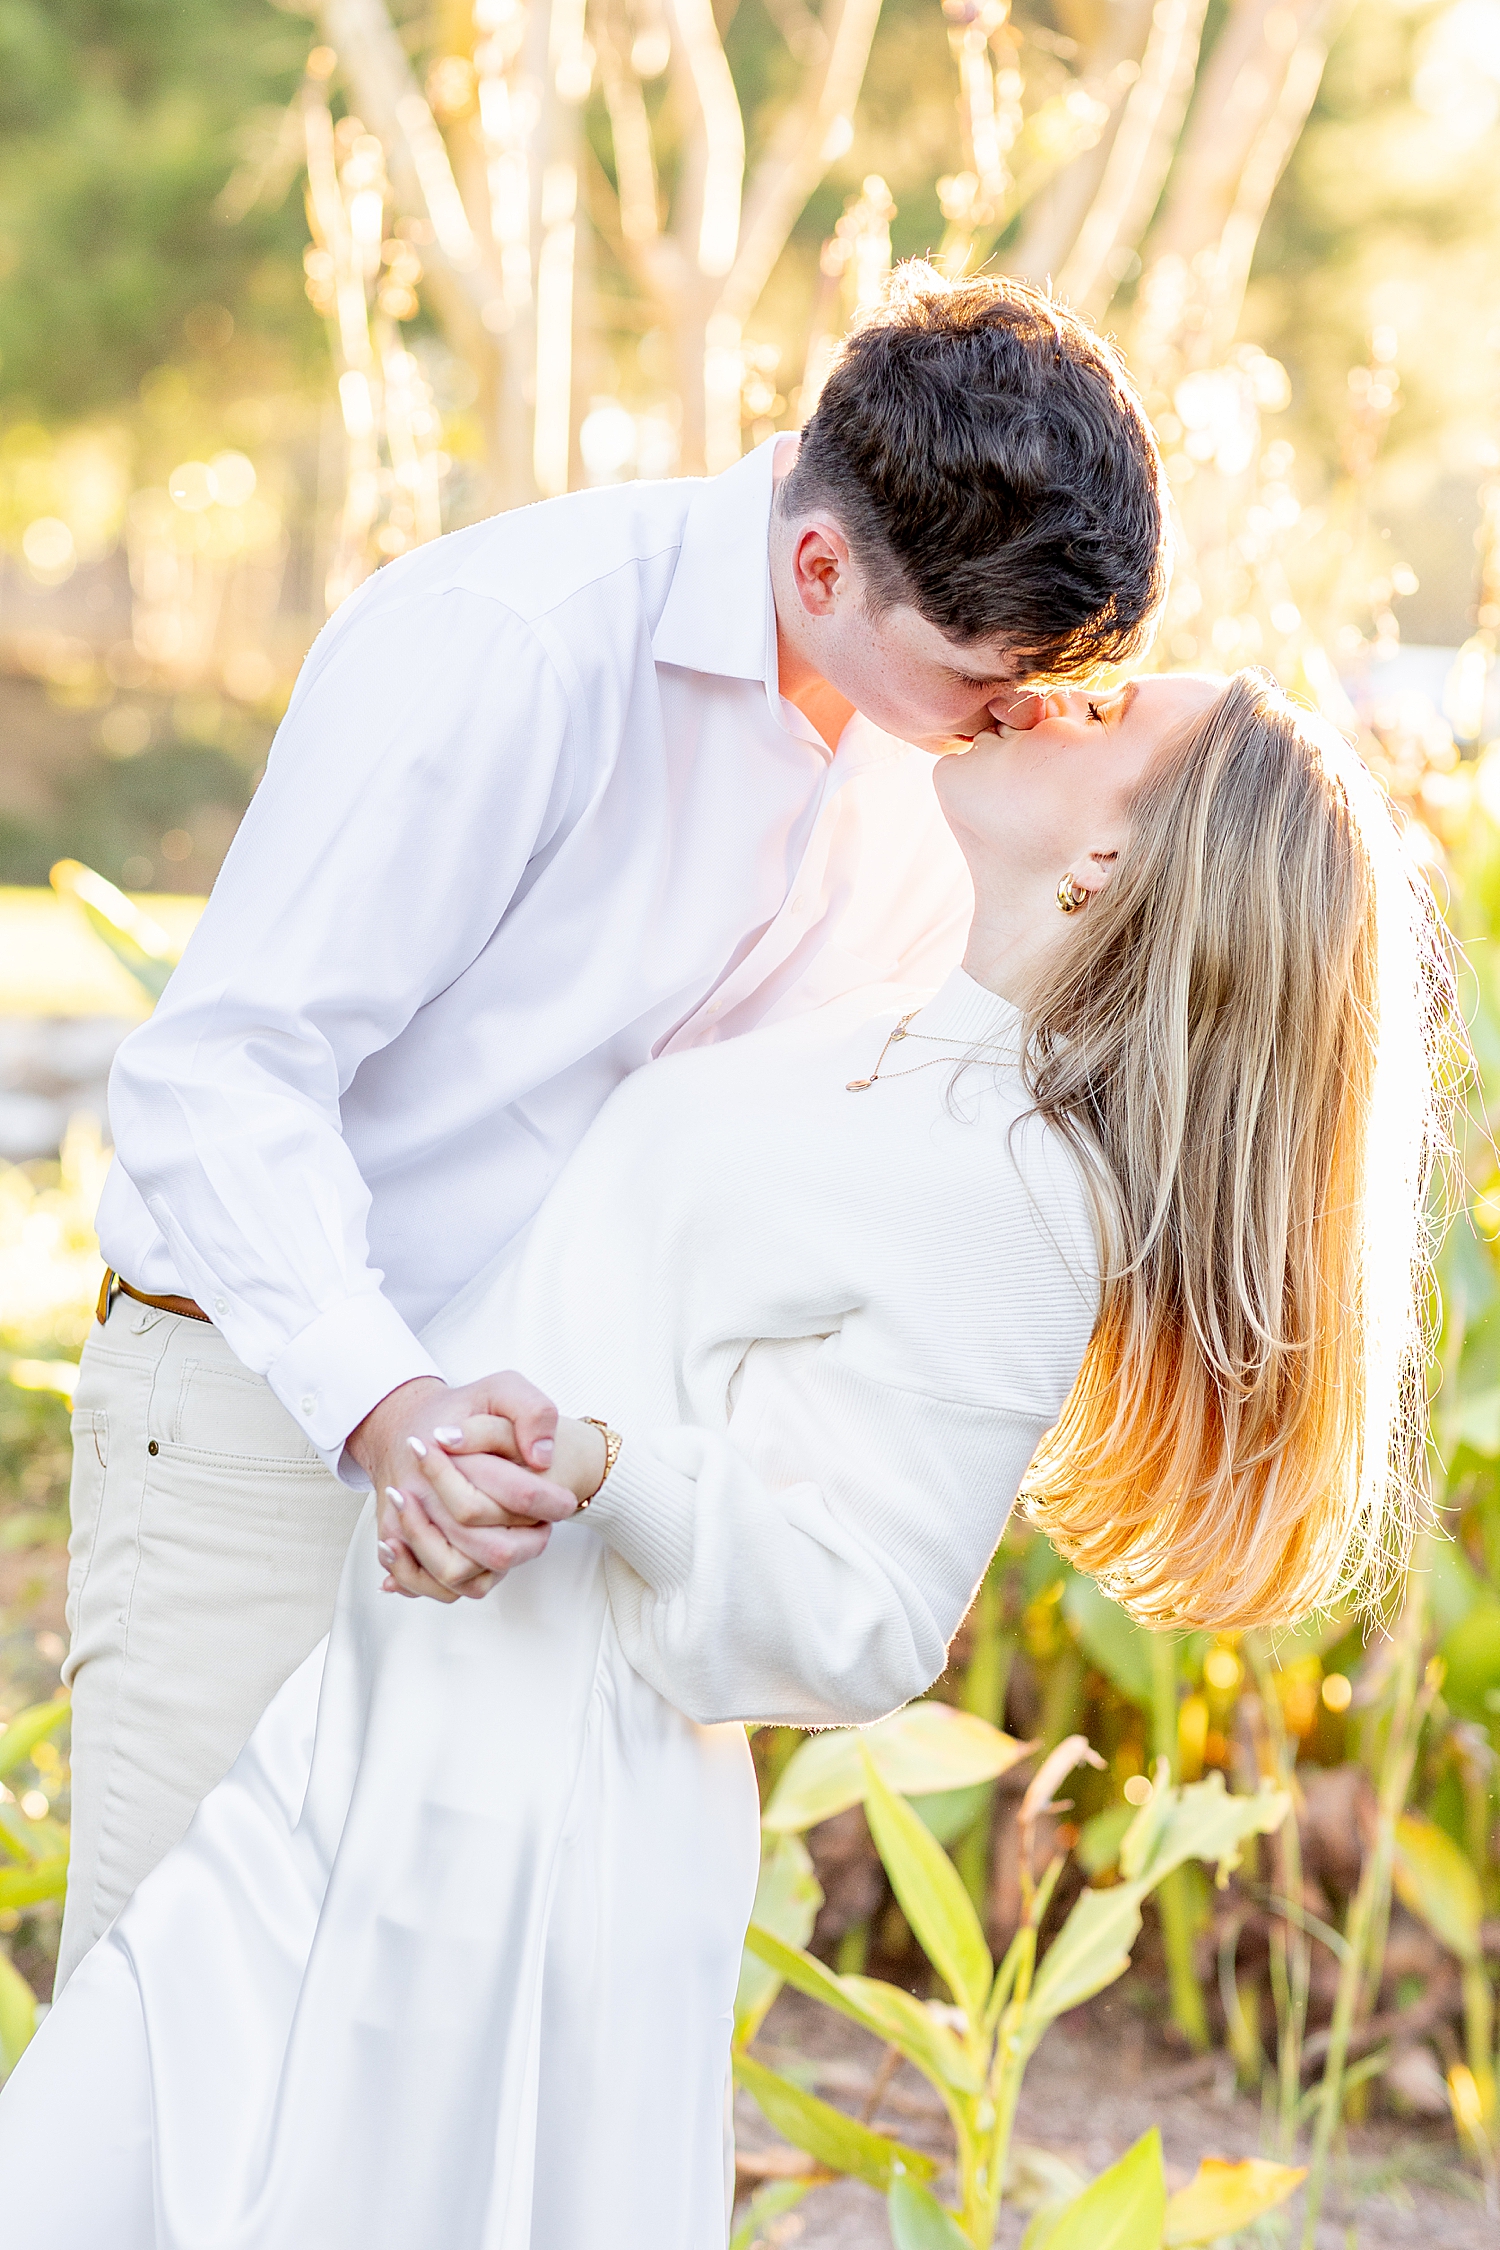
[63,1405,111,1667]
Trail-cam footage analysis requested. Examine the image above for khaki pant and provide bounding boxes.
[56,1296,367,1989]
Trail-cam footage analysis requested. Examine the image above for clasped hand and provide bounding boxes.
[348,1373,607,1604]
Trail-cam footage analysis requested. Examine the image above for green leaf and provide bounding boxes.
[762,1701,1033,1834]
[1162,2156,1306,2245]
[742,1926,981,2093]
[732,2050,937,2194]
[1026,2129,1166,2250]
[841,1975,984,2095]
[51,859,178,1003]
[1062,1576,1154,1707]
[0,1699,70,1783]
[1120,1774,1289,1891]
[887,2174,974,2248]
[911,1781,991,1845]
[1392,1813,1483,1965]
[1020,1882,1147,2045]
[735,1833,823,2046]
[0,1950,37,2077]
[1075,1803,1135,1879]
[0,1856,68,1911]
[729,2179,817,2250]
[1440,1599,1500,1722]
[861,1749,993,2025]
[0,1799,69,1867]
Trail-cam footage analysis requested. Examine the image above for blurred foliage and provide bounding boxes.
[0,0,323,420]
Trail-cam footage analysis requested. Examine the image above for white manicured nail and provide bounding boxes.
[384,1486,406,1512]
[433,1425,463,1445]
[407,1435,427,1459]
[378,1541,395,1565]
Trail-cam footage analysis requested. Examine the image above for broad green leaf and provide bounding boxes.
[1439,1599,1500,1723]
[0,1949,37,2076]
[0,1700,70,1783]
[732,2050,936,2194]
[912,1781,990,1845]
[1075,1803,1135,1879]
[1162,2156,1306,2245]
[1019,1881,1147,2046]
[1006,2142,1089,2215]
[1120,1775,1289,1891]
[745,1932,980,2096]
[861,1749,993,2025]
[735,1833,823,2045]
[1392,1813,1483,1964]
[887,2174,973,2248]
[0,1803,68,1865]
[1028,2129,1165,2250]
[0,1856,68,1911]
[729,2179,816,2250]
[1063,1576,1154,1707]
[743,1924,924,2056]
[51,859,178,1002]
[762,1702,1032,1834]
[841,1974,984,2095]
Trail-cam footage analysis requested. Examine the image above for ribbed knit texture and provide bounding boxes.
[425,969,1101,1728]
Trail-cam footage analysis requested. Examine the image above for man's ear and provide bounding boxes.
[790,520,853,619]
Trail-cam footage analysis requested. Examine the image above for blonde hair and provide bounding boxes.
[1021,671,1458,1630]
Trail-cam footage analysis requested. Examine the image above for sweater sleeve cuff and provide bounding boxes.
[582,1437,696,1591]
[265,1292,444,1482]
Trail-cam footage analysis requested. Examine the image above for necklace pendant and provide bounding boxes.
[845,1077,874,1092]
[889,1026,907,1041]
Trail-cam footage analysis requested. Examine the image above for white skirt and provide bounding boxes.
[0,1505,762,2248]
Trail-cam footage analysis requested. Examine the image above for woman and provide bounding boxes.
[0,670,1448,2246]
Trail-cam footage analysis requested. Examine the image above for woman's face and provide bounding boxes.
[933,672,1224,904]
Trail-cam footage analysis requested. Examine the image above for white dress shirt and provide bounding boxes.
[97,440,972,1473]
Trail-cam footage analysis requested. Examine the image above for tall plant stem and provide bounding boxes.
[1152,1634,1210,2050]
[1300,1586,1435,2247]
[956,1573,1014,1912]
[1247,1633,1311,2157]
[983,1927,1038,2244]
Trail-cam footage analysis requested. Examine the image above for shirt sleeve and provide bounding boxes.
[584,1339,1046,1727]
[106,579,576,1476]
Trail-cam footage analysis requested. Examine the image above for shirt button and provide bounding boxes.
[213,1296,227,1314]
[301,1395,317,1416]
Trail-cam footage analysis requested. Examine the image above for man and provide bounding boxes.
[57,267,1167,1984]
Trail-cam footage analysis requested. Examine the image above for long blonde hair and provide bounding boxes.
[1022,671,1458,1630]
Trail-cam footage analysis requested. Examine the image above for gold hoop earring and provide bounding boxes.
[1055,873,1088,914]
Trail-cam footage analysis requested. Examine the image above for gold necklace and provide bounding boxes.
[845,1013,1015,1092]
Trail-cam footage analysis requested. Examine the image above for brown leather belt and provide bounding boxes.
[96,1268,211,1327]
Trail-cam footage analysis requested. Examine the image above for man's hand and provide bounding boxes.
[369,1407,610,1604]
[348,1372,572,1604]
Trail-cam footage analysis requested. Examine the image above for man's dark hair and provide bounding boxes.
[779,265,1170,680]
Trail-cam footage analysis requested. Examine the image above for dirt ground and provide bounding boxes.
[734,1987,1492,2249]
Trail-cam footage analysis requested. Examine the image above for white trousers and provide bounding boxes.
[56,1295,366,1988]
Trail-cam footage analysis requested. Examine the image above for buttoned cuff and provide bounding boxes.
[265,1293,444,1483]
[582,1437,696,1591]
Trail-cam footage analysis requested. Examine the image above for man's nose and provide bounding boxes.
[990,689,1048,730]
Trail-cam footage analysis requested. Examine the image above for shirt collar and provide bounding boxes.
[912,966,1024,1055]
[651,438,779,683]
[650,434,912,775]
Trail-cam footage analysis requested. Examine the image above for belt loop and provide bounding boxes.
[96,1268,118,1327]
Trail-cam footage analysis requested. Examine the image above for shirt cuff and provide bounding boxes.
[265,1293,443,1483]
[582,1436,696,1591]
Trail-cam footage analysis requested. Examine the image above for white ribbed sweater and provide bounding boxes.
[424,968,1100,1729]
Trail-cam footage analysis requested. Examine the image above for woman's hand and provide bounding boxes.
[377,1413,609,1601]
